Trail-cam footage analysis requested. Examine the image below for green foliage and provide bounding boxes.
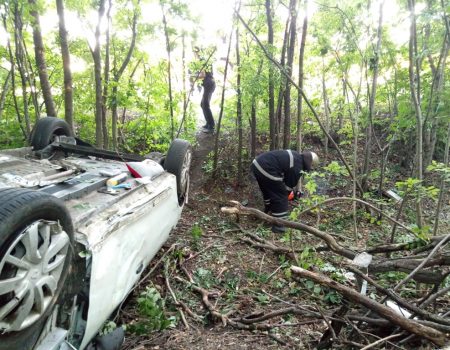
[323,161,346,176]
[127,287,175,335]
[396,178,439,202]
[427,161,450,182]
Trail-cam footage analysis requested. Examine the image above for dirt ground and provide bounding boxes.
[119,130,447,350]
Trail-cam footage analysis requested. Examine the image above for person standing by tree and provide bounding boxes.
[251,150,319,232]
[199,69,216,133]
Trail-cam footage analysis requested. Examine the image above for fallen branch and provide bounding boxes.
[290,266,448,346]
[222,201,355,259]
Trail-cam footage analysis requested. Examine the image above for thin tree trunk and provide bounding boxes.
[102,0,112,149]
[182,33,187,132]
[56,0,73,132]
[296,0,308,152]
[361,0,384,192]
[265,0,276,150]
[161,6,175,141]
[408,0,424,228]
[250,61,263,160]
[13,5,31,136]
[283,0,297,149]
[276,17,289,148]
[212,29,233,177]
[0,70,11,121]
[111,1,138,150]
[91,0,106,148]
[250,100,257,159]
[29,0,57,117]
[236,24,243,185]
[432,123,450,236]
[322,57,330,157]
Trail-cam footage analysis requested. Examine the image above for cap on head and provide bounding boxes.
[302,151,319,171]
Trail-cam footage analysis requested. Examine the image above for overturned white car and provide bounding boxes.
[0,117,192,350]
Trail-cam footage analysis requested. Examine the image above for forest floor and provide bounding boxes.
[119,128,449,350]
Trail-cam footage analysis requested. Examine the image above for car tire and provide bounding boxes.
[0,188,74,350]
[164,139,192,205]
[30,117,73,151]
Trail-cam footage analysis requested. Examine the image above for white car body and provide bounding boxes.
[0,142,188,349]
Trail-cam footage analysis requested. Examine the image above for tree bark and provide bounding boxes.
[265,0,276,150]
[29,0,57,117]
[361,1,384,192]
[408,0,424,228]
[111,2,138,149]
[212,29,233,177]
[161,4,174,141]
[283,0,297,149]
[91,0,106,148]
[236,24,243,185]
[56,0,73,132]
[102,0,112,149]
[296,0,308,152]
[12,4,31,136]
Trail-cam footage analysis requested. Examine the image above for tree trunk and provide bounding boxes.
[236,25,243,185]
[111,1,138,150]
[265,0,276,150]
[250,100,257,160]
[212,29,233,177]
[361,0,384,192]
[161,5,175,141]
[29,0,57,117]
[283,0,297,149]
[321,57,330,157]
[91,0,106,148]
[423,31,449,168]
[13,5,31,136]
[296,0,308,152]
[56,0,73,132]
[408,0,424,228]
[0,70,11,121]
[102,0,112,149]
[276,17,289,148]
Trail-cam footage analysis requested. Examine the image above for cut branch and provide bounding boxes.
[290,266,448,346]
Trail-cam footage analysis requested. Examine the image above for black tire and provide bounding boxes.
[164,139,192,205]
[30,117,73,151]
[0,188,74,350]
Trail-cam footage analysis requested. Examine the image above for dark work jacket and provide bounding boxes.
[253,150,310,188]
[202,73,215,90]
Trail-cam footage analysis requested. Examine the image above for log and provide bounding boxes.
[290,266,448,346]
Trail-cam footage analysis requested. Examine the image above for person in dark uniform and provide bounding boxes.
[251,150,319,233]
[199,70,216,133]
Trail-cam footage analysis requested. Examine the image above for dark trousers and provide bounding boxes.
[201,81,215,129]
[251,164,289,218]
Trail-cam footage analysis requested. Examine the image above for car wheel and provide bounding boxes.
[0,188,73,350]
[164,139,192,205]
[30,117,73,151]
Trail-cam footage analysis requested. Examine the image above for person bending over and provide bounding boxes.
[251,150,319,233]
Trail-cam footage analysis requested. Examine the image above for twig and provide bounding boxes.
[360,333,403,350]
[392,232,450,292]
[164,259,190,330]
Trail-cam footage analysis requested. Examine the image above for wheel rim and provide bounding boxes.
[179,149,192,201]
[0,220,69,332]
